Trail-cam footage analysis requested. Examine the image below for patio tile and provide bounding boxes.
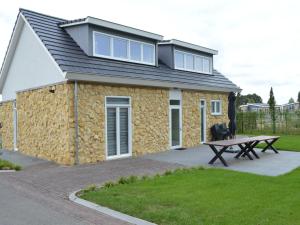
[143,146,300,176]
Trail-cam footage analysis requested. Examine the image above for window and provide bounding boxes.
[186,54,194,70]
[94,31,155,65]
[211,100,222,115]
[143,44,155,63]
[113,37,128,58]
[94,33,111,56]
[175,51,184,68]
[130,41,141,61]
[174,50,212,74]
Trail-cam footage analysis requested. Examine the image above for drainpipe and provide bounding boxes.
[74,81,79,165]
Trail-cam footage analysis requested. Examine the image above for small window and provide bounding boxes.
[170,100,180,105]
[186,54,194,70]
[211,100,222,115]
[106,97,130,105]
[130,41,141,61]
[195,56,203,71]
[203,58,210,73]
[175,51,184,68]
[143,44,154,64]
[113,37,128,58]
[94,33,111,56]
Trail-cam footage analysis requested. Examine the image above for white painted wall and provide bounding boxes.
[1,21,65,101]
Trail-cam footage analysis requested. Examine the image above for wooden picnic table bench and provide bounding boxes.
[204,136,280,167]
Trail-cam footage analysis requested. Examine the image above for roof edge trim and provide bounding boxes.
[60,17,163,41]
[158,39,218,55]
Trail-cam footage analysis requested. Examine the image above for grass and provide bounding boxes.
[240,134,300,152]
[80,167,300,225]
[0,159,21,171]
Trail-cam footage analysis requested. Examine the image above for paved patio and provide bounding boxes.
[143,145,300,176]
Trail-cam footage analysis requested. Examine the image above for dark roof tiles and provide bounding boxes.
[20,9,240,92]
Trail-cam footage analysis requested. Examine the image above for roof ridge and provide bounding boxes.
[19,8,67,22]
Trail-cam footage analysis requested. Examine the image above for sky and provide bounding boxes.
[0,0,300,104]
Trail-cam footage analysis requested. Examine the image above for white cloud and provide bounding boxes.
[0,0,299,103]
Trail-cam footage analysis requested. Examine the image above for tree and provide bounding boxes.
[298,91,300,103]
[235,93,263,108]
[268,87,276,133]
[289,98,295,104]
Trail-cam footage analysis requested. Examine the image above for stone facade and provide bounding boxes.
[16,83,75,165]
[0,81,230,165]
[182,90,229,147]
[0,100,14,150]
[77,83,169,164]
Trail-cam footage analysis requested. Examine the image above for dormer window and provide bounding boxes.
[93,31,155,65]
[174,50,212,74]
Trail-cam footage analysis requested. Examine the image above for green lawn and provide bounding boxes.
[80,168,300,225]
[247,134,300,152]
[0,159,21,170]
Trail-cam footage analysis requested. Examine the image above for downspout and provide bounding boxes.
[74,80,79,165]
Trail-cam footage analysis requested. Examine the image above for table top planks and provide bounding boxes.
[204,136,280,147]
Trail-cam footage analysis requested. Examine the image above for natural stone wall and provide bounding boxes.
[0,101,14,150]
[182,90,229,147]
[17,83,75,165]
[77,83,169,164]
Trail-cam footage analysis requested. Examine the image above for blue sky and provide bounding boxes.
[1,0,299,104]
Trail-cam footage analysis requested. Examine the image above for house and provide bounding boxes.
[281,102,300,112]
[239,103,281,113]
[0,9,240,165]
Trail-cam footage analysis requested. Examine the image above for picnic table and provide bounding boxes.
[204,136,280,167]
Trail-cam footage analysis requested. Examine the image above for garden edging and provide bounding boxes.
[69,190,157,225]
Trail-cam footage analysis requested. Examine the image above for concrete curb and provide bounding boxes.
[0,170,16,173]
[69,190,157,225]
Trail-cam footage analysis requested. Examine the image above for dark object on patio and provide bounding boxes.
[211,123,230,141]
[228,92,237,138]
[174,147,187,150]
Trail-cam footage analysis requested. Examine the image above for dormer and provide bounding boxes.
[59,17,163,66]
[158,39,218,74]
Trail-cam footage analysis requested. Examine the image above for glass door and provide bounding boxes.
[169,99,182,148]
[106,97,131,159]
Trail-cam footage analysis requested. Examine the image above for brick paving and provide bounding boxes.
[0,153,181,225]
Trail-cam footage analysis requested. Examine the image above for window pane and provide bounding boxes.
[216,102,221,113]
[107,97,129,105]
[186,54,194,70]
[170,100,180,105]
[195,57,203,72]
[211,102,215,113]
[130,41,141,61]
[171,108,180,146]
[94,33,110,56]
[113,37,128,58]
[203,58,210,73]
[107,108,117,156]
[175,51,184,68]
[143,44,154,63]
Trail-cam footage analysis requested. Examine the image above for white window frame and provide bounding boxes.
[200,99,207,143]
[169,89,182,149]
[211,100,222,116]
[93,31,155,65]
[174,49,212,74]
[105,96,132,160]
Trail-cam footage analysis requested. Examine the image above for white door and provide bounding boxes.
[200,100,207,143]
[106,97,131,159]
[13,101,18,151]
[169,100,182,149]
